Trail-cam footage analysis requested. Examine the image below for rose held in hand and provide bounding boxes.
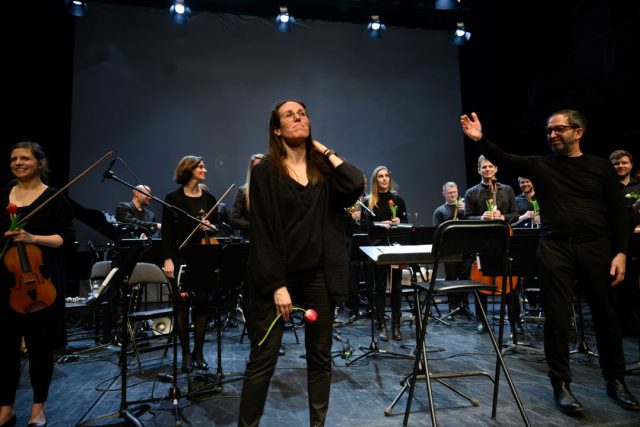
[258,307,318,346]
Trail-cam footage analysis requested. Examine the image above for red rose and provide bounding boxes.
[388,199,395,206]
[304,308,318,323]
[6,203,17,215]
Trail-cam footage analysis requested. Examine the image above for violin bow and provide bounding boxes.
[19,151,114,225]
[178,183,235,250]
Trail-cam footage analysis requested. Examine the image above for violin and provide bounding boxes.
[198,209,218,245]
[2,151,113,314]
[4,242,57,313]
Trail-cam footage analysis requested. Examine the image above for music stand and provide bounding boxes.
[79,239,150,427]
[183,244,245,398]
[346,244,433,366]
[501,229,545,356]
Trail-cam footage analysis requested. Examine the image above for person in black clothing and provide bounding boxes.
[512,177,540,228]
[433,181,472,316]
[461,109,639,414]
[230,153,264,241]
[237,100,363,427]
[0,142,75,427]
[361,166,408,342]
[161,156,219,373]
[464,156,520,334]
[609,150,640,339]
[115,184,161,237]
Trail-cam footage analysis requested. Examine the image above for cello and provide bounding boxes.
[2,151,113,313]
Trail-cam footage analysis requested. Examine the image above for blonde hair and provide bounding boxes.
[244,153,265,211]
[368,166,396,209]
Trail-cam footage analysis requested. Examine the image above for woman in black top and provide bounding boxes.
[237,100,364,427]
[361,166,408,341]
[0,142,74,427]
[161,156,218,373]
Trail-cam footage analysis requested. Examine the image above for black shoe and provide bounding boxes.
[0,413,16,427]
[514,323,525,335]
[377,321,389,341]
[551,380,584,415]
[606,379,640,411]
[391,321,402,341]
[27,412,46,427]
[181,353,193,374]
[191,352,209,370]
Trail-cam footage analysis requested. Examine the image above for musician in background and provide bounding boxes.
[115,184,161,237]
[462,110,638,414]
[230,153,264,241]
[433,182,471,316]
[238,100,363,426]
[609,150,640,339]
[161,156,219,373]
[464,155,519,334]
[512,177,540,228]
[362,166,408,342]
[343,177,367,322]
[0,142,75,427]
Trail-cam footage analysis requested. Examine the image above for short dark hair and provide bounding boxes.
[11,141,50,181]
[609,149,633,164]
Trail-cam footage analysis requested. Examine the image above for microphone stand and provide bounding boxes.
[101,167,215,426]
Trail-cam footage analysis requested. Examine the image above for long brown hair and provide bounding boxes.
[368,166,396,209]
[267,99,331,186]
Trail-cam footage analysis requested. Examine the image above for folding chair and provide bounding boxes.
[402,220,530,426]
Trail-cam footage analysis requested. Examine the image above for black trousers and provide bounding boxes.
[537,236,626,382]
[374,265,402,324]
[0,305,55,405]
[238,269,335,427]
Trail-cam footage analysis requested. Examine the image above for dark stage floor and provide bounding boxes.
[11,299,640,427]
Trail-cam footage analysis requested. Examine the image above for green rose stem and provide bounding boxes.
[257,307,318,346]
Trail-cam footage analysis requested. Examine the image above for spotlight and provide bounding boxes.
[453,22,471,46]
[276,6,295,32]
[169,0,192,25]
[435,0,460,11]
[66,0,88,17]
[367,15,386,40]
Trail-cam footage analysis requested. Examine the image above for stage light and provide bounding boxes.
[169,0,192,25]
[367,15,386,40]
[276,6,295,32]
[453,22,471,46]
[66,0,88,17]
[435,0,460,11]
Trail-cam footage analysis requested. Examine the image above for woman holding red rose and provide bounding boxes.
[361,166,408,341]
[238,100,364,427]
[0,142,74,427]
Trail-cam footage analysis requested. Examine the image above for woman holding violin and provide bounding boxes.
[161,155,219,373]
[0,142,74,427]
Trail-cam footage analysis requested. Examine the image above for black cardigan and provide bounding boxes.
[245,158,364,318]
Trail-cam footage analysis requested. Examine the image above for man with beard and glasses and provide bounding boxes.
[460,109,639,415]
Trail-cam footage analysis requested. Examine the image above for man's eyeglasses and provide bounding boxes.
[280,109,308,122]
[545,125,577,135]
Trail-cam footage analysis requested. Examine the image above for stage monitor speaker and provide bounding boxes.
[150,317,173,335]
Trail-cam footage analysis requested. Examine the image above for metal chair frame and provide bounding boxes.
[400,220,531,426]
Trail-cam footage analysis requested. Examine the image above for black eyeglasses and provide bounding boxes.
[545,125,577,135]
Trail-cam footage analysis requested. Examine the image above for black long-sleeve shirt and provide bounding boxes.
[477,138,629,254]
[464,181,517,223]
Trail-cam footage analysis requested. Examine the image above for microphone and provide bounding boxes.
[101,158,117,183]
[357,199,376,218]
